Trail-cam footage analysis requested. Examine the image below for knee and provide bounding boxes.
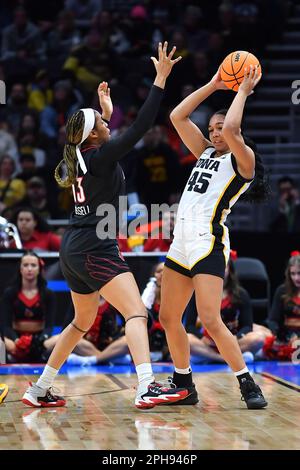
[200,312,222,335]
[159,306,174,329]
[123,304,148,323]
[73,315,95,332]
[249,332,266,349]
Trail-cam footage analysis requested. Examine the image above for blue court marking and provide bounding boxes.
[47,280,69,292]
[253,361,300,386]
[1,361,299,387]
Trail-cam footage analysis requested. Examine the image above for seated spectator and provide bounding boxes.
[2,251,55,363]
[3,84,30,137]
[47,296,129,365]
[135,126,181,210]
[182,5,209,53]
[18,112,46,167]
[0,155,26,215]
[64,0,102,30]
[27,70,53,113]
[16,154,38,182]
[143,211,175,252]
[141,261,169,361]
[63,28,114,93]
[10,207,61,251]
[40,80,81,140]
[185,252,271,363]
[270,176,300,232]
[16,176,64,219]
[1,7,45,82]
[264,251,300,360]
[63,262,170,365]
[0,119,19,162]
[47,10,81,63]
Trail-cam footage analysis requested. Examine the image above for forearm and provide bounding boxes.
[92,85,164,167]
[171,81,216,120]
[223,90,248,131]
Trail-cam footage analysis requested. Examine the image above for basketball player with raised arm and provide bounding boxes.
[159,65,268,409]
[22,42,189,410]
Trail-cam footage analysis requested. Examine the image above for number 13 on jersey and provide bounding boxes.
[72,177,86,203]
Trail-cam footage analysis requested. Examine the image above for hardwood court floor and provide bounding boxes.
[0,370,299,450]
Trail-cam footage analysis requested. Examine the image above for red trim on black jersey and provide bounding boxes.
[18,292,40,308]
[81,145,99,153]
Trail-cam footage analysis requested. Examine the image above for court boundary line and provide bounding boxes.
[260,372,300,392]
[105,373,129,390]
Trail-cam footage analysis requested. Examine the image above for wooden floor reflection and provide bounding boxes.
[0,372,299,450]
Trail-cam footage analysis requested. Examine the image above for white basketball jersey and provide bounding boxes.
[176,147,253,233]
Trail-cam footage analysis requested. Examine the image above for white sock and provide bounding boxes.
[136,363,154,392]
[36,365,59,389]
[234,366,250,377]
[175,366,192,374]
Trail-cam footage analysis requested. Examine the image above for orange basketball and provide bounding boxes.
[220,50,261,91]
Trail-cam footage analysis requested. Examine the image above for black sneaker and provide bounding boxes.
[240,379,268,409]
[135,381,188,409]
[158,380,199,406]
[169,383,199,405]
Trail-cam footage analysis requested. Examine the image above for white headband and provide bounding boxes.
[75,108,95,174]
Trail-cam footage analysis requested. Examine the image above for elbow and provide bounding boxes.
[222,124,241,137]
[170,109,179,123]
[170,109,188,123]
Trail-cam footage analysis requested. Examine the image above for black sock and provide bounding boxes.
[236,372,254,386]
[173,371,193,388]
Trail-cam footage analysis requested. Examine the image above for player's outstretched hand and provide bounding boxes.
[98,81,113,119]
[151,41,182,83]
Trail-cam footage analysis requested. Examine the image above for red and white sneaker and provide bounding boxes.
[22,382,66,408]
[135,381,188,409]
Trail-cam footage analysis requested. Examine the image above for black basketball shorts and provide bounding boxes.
[60,227,130,294]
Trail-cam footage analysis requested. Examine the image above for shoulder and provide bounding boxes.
[3,286,17,299]
[274,284,285,297]
[230,152,255,182]
[199,146,215,159]
[238,287,251,301]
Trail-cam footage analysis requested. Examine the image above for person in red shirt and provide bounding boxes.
[10,207,61,251]
[143,211,175,252]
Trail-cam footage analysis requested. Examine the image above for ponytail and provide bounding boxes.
[239,135,271,203]
[54,110,85,188]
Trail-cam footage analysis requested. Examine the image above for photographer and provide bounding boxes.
[270,176,300,232]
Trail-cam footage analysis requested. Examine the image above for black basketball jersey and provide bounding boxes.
[69,85,164,229]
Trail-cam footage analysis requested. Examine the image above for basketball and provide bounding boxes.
[220,51,261,91]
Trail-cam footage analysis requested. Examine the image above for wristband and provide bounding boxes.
[102,117,110,125]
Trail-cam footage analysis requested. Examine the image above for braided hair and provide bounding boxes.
[212,109,271,203]
[54,110,85,188]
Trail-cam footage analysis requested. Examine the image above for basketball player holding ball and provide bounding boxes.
[159,55,269,409]
[22,42,189,410]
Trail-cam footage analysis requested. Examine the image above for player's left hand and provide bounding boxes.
[239,65,262,96]
[98,81,113,119]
